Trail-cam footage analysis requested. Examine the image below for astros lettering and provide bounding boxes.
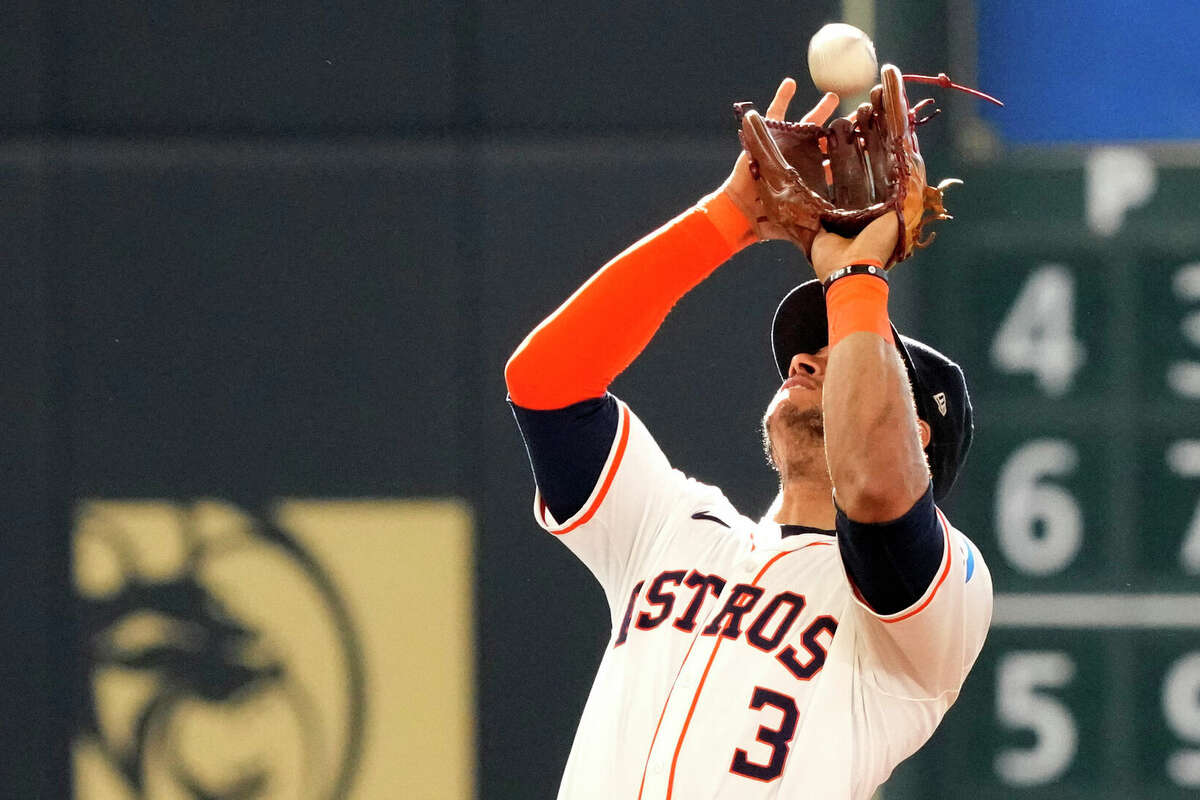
[616,569,838,682]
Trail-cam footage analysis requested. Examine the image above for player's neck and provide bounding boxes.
[771,477,837,529]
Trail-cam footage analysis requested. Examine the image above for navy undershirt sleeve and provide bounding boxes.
[835,484,944,615]
[508,394,620,523]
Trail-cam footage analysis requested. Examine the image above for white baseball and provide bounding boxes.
[807,23,878,96]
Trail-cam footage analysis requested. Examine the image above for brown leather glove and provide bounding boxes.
[735,64,963,268]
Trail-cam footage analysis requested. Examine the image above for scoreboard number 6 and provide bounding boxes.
[995,439,1082,575]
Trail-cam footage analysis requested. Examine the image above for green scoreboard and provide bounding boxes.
[890,156,1200,799]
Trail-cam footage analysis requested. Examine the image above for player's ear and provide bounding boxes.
[917,419,932,449]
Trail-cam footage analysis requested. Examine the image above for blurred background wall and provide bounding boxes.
[3,0,1200,798]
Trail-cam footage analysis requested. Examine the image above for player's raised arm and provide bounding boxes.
[803,217,992,700]
[810,215,930,522]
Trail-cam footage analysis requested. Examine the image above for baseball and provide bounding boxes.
[807,22,878,96]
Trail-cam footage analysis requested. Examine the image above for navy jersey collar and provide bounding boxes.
[779,524,835,539]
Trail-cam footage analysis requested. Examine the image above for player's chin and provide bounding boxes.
[764,387,819,427]
[768,385,820,413]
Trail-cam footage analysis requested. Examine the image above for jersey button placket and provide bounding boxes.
[654,580,732,796]
[647,627,707,796]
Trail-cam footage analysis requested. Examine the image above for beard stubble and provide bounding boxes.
[762,399,827,480]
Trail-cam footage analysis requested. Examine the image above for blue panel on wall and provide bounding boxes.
[978,1,1200,143]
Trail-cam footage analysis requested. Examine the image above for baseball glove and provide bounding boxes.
[735,65,999,268]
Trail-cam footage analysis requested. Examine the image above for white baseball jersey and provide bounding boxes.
[532,400,992,800]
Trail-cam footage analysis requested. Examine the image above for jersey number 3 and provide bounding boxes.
[729,687,799,782]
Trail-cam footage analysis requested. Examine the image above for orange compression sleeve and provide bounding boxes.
[505,190,755,410]
[825,269,894,347]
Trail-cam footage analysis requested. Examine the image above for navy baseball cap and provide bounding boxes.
[771,279,973,502]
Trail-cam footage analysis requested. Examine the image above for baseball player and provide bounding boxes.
[504,79,992,799]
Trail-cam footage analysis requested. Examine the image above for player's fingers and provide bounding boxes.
[741,112,790,192]
[801,92,840,126]
[765,78,797,121]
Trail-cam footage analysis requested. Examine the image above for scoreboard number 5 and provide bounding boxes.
[994,650,1200,788]
[995,651,1077,786]
[991,264,1086,396]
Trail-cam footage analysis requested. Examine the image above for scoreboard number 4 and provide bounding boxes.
[991,264,1086,396]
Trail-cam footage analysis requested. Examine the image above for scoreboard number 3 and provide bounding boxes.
[1168,262,1200,398]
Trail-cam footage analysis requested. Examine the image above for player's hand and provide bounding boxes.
[809,213,900,282]
[720,80,839,242]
